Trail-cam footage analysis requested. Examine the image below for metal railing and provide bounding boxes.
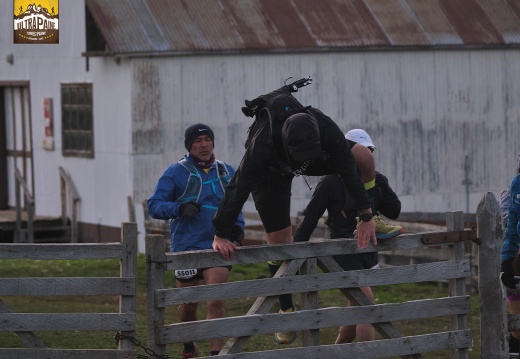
[59,166,81,243]
[14,166,34,243]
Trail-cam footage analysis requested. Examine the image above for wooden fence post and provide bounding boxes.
[146,234,167,356]
[300,258,319,346]
[446,211,468,359]
[119,222,137,352]
[477,192,508,358]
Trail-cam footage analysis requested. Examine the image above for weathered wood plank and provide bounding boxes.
[165,232,475,270]
[0,222,138,357]
[0,278,135,296]
[119,222,137,351]
[318,255,415,358]
[200,330,471,359]
[156,260,470,307]
[0,243,123,260]
[159,296,470,343]
[299,258,319,347]
[0,348,137,359]
[145,234,167,356]
[380,247,467,262]
[446,212,469,359]
[220,259,306,354]
[421,229,477,245]
[0,313,135,331]
[0,299,46,348]
[477,192,508,359]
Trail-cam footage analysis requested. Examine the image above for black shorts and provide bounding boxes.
[252,175,293,233]
[175,266,232,283]
[332,252,379,271]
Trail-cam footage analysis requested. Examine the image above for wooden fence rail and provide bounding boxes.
[145,211,482,358]
[0,193,515,358]
[0,222,138,359]
[142,204,480,290]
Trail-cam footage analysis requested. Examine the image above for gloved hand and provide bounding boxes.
[229,225,245,244]
[501,258,520,290]
[179,201,201,217]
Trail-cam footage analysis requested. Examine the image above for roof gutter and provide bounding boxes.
[82,44,520,59]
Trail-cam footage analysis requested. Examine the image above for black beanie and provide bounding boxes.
[184,123,215,151]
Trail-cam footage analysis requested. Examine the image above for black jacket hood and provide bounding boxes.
[281,113,322,162]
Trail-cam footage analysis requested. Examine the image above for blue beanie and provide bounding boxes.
[184,123,214,151]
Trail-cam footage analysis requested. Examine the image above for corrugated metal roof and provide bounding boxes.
[85,0,520,56]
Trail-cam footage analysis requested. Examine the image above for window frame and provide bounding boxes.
[61,83,94,158]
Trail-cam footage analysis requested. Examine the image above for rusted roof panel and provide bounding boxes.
[85,0,520,56]
[365,0,430,46]
[476,0,520,44]
[406,0,463,45]
[438,0,504,45]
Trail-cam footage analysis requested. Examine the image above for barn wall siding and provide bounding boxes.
[1,0,519,241]
[133,49,520,216]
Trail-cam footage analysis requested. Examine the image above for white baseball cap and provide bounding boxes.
[345,129,376,149]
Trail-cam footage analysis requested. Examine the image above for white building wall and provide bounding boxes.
[0,0,134,229]
[136,50,520,217]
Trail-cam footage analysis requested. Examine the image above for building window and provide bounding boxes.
[61,83,94,158]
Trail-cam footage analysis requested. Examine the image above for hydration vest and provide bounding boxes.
[500,187,511,229]
[177,158,231,210]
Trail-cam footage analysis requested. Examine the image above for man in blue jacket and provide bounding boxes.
[148,123,245,358]
[500,153,520,354]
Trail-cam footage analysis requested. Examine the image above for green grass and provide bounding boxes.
[0,255,481,358]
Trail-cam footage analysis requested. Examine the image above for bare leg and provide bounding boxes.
[336,323,357,344]
[176,278,200,355]
[336,286,375,344]
[267,226,293,244]
[267,226,295,311]
[266,225,297,343]
[203,267,230,353]
[176,279,199,324]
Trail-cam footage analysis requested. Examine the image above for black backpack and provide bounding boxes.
[245,90,307,150]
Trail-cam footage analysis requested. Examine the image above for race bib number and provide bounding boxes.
[175,268,198,279]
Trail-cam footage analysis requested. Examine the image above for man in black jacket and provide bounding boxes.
[212,87,377,258]
[212,86,378,344]
[293,129,403,344]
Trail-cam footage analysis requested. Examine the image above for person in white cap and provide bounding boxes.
[345,129,403,237]
[345,129,376,152]
[294,129,403,344]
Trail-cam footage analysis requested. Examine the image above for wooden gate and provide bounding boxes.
[0,222,138,359]
[146,212,478,358]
